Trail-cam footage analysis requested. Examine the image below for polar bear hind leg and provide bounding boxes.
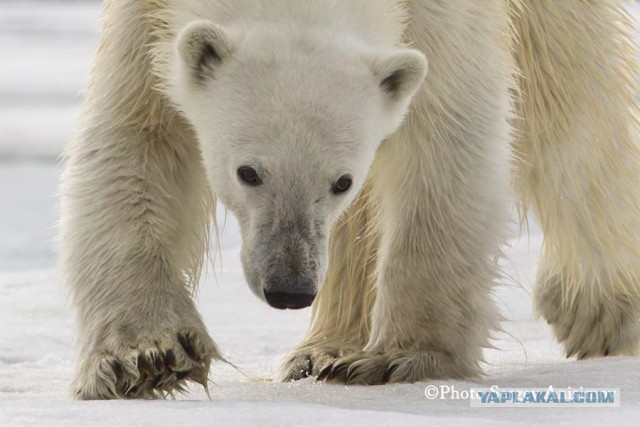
[512,0,640,358]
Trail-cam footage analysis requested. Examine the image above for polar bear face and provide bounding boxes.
[171,20,427,309]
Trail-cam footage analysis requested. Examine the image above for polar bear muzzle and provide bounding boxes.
[257,216,322,310]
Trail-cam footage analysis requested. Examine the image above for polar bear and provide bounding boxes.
[60,0,640,399]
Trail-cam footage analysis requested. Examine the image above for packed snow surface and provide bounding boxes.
[1,1,639,425]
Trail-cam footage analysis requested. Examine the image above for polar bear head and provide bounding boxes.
[171,20,427,309]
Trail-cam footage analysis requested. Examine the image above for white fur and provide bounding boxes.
[61,0,640,399]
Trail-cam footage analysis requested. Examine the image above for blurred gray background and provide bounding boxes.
[0,1,102,271]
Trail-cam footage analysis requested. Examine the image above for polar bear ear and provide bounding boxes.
[177,20,236,82]
[368,49,428,106]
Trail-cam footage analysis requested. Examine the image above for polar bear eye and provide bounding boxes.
[237,166,262,186]
[331,175,353,195]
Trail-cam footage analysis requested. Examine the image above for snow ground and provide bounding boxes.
[1,1,640,426]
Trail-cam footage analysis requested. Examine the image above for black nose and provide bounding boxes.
[264,290,316,310]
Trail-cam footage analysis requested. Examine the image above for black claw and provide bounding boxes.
[327,363,349,382]
[317,365,332,381]
[137,355,156,378]
[110,360,123,378]
[604,346,611,357]
[344,374,354,385]
[164,349,177,369]
[381,368,392,384]
[566,346,576,358]
[578,352,587,360]
[175,371,190,380]
[156,372,177,389]
[153,354,166,372]
[137,354,148,369]
[150,374,164,387]
[179,333,198,361]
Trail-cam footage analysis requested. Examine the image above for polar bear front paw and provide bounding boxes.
[276,345,361,382]
[316,350,479,385]
[74,328,218,400]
